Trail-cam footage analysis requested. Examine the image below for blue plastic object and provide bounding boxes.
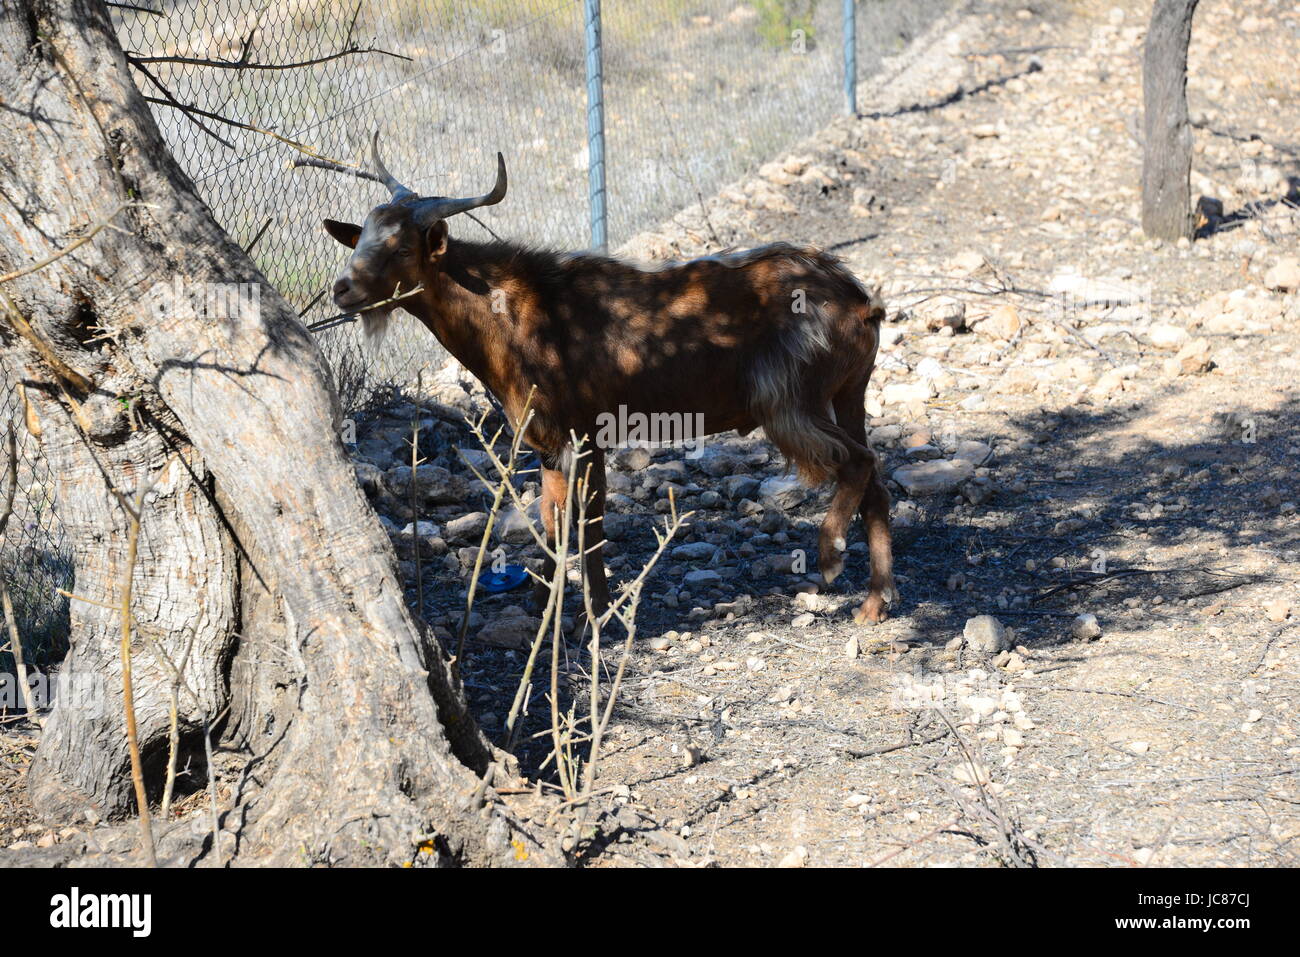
[478,564,529,594]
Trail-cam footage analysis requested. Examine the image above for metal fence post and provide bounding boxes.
[584,0,608,251]
[843,0,857,116]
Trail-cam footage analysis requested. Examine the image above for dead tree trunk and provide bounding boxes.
[0,0,558,866]
[1141,0,1201,241]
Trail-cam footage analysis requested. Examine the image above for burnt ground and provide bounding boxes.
[4,0,1298,867]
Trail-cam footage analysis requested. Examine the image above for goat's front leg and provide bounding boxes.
[531,449,610,621]
[575,445,610,618]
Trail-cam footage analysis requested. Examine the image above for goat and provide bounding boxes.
[320,136,896,624]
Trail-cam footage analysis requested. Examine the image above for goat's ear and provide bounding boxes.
[323,219,361,248]
[425,219,449,261]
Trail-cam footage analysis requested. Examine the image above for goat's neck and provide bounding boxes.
[406,243,516,403]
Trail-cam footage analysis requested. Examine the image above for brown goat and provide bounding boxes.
[321,137,896,624]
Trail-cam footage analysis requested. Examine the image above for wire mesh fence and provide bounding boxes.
[2,0,949,664]
[113,0,948,408]
[0,389,72,677]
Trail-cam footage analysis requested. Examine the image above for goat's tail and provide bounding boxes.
[758,404,850,486]
[748,302,852,486]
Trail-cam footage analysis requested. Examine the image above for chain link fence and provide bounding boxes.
[0,389,71,676]
[114,0,947,407]
[2,0,948,666]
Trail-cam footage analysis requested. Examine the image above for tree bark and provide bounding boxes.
[1141,0,1201,241]
[0,0,557,866]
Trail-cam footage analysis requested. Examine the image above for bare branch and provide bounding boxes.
[305,282,425,333]
[290,156,386,187]
[133,63,233,148]
[107,2,164,15]
[126,45,410,72]
[455,388,536,669]
[0,201,139,285]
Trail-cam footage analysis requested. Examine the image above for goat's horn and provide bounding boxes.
[412,153,508,225]
[371,131,416,202]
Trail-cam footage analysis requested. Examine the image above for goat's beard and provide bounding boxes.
[359,305,397,349]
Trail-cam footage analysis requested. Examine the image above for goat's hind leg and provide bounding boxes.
[813,393,871,588]
[819,455,869,588]
[853,456,896,624]
[831,387,896,623]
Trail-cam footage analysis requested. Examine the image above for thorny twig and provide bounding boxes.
[931,710,1041,867]
[581,488,689,802]
[654,97,723,248]
[0,202,143,285]
[116,468,165,867]
[305,282,425,332]
[159,627,198,819]
[1023,683,1202,714]
[455,388,536,671]
[408,420,424,624]
[292,159,505,242]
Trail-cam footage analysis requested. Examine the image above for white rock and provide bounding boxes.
[1264,256,1300,291]
[951,440,993,466]
[683,569,722,586]
[1146,323,1189,350]
[672,541,719,561]
[963,615,1010,654]
[758,475,808,511]
[892,459,975,495]
[1175,338,1213,375]
[882,380,934,405]
[778,846,808,868]
[400,520,441,538]
[1071,613,1102,641]
[953,761,991,786]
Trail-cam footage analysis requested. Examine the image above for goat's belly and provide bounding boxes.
[606,381,747,419]
[593,393,755,439]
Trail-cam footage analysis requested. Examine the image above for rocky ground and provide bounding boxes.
[4,0,1298,867]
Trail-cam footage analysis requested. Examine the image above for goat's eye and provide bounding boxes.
[398,248,413,259]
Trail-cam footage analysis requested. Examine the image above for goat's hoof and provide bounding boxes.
[819,536,847,586]
[854,594,889,625]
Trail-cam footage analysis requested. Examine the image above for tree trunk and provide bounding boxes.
[1140,0,1200,241]
[0,0,558,866]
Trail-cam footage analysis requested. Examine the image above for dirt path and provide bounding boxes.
[582,0,1300,867]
